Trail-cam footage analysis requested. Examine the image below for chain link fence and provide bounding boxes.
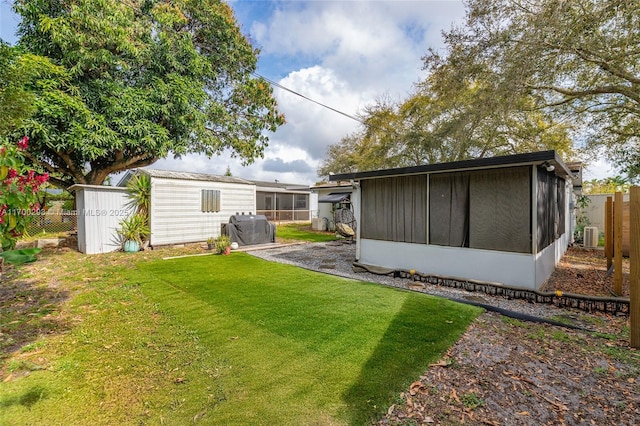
[25,209,77,236]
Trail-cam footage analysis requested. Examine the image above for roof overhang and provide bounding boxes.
[318,192,351,203]
[68,184,129,192]
[328,151,576,182]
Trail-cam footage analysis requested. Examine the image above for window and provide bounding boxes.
[361,175,428,243]
[201,189,221,212]
[294,194,308,210]
[360,166,550,254]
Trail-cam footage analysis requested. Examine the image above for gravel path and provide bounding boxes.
[248,241,579,325]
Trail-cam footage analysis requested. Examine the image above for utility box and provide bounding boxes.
[312,217,327,231]
[584,226,599,248]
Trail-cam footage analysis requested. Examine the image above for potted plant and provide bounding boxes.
[117,214,150,253]
[214,234,231,255]
[206,236,215,250]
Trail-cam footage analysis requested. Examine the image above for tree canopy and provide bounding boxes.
[318,81,572,178]
[423,0,640,179]
[8,0,284,189]
[0,43,63,135]
[320,0,639,180]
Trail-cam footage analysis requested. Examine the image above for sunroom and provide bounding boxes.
[329,151,576,290]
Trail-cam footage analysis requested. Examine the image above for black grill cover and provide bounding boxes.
[222,214,275,246]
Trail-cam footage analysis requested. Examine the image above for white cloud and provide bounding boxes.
[230,0,468,184]
[272,66,363,158]
[582,158,617,181]
[252,0,466,96]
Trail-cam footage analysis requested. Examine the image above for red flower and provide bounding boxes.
[17,136,29,150]
[7,168,18,179]
[35,173,49,185]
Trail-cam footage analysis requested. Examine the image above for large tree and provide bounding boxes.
[0,43,63,136]
[318,83,572,178]
[423,0,640,179]
[10,0,284,189]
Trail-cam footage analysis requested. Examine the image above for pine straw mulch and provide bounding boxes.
[379,247,639,426]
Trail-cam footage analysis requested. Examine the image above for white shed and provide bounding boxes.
[125,169,256,246]
[69,185,132,254]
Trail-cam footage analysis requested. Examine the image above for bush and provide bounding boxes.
[215,234,231,254]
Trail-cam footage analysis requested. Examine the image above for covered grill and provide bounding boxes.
[221,214,275,246]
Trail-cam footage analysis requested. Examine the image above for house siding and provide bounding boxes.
[149,177,255,245]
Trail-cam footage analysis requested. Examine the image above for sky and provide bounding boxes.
[0,0,613,185]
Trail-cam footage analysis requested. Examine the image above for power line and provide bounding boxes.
[252,72,367,126]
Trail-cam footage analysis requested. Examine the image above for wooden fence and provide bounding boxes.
[605,189,639,348]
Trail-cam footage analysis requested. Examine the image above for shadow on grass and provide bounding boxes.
[0,268,69,364]
[0,385,48,409]
[342,296,479,425]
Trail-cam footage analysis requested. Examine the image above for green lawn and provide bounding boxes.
[0,251,481,425]
[276,222,337,242]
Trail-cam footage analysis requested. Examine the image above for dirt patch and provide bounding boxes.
[0,268,70,363]
[380,247,639,425]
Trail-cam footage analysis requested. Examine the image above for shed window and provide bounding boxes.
[361,166,545,253]
[201,189,221,212]
[361,175,428,243]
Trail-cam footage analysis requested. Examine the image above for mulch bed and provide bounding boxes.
[380,247,639,425]
[542,247,630,298]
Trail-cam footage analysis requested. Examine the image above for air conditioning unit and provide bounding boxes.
[311,217,327,231]
[584,226,598,248]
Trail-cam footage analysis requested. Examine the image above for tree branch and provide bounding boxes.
[572,47,640,86]
[531,84,640,105]
[85,153,159,185]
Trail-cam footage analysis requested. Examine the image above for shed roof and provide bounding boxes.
[329,150,575,182]
[318,192,351,203]
[250,180,311,192]
[130,169,254,185]
[69,184,129,192]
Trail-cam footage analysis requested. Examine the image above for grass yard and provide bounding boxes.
[0,249,481,425]
[276,222,337,242]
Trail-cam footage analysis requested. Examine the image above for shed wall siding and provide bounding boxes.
[75,187,131,254]
[149,178,255,245]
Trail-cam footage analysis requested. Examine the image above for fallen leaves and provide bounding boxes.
[379,311,638,426]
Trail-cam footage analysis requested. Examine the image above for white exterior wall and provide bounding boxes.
[309,192,318,218]
[582,193,629,234]
[359,239,539,289]
[315,187,358,230]
[74,186,131,254]
[149,177,255,246]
